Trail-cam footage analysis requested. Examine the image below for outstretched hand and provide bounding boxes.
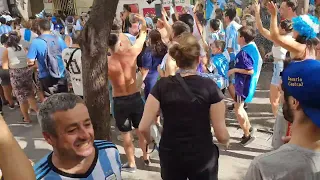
[266,2,277,17]
[253,2,261,15]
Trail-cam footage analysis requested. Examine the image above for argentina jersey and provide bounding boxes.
[225,21,242,61]
[34,140,121,180]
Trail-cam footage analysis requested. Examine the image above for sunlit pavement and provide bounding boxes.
[5,63,275,180]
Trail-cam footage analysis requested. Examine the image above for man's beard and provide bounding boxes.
[283,102,294,123]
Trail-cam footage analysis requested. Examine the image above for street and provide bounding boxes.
[5,64,275,180]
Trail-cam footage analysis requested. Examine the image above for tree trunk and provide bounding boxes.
[80,0,119,140]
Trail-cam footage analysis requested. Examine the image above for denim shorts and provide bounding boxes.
[271,61,284,86]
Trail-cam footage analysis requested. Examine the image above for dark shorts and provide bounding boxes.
[113,92,144,132]
[39,76,68,97]
[0,68,11,86]
[234,95,245,104]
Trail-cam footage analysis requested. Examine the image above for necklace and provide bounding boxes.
[177,69,199,75]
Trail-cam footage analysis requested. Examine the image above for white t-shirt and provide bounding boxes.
[62,47,83,96]
[19,28,38,49]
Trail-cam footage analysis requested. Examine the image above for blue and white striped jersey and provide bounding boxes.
[34,140,121,180]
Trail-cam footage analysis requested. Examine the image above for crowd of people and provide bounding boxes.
[0,0,319,179]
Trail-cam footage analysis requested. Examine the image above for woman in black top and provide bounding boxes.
[139,33,230,180]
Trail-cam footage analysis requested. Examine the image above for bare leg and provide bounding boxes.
[0,86,6,102]
[135,129,149,161]
[121,132,136,167]
[228,84,236,100]
[19,101,31,123]
[2,85,14,106]
[270,84,281,117]
[27,96,38,112]
[235,101,251,137]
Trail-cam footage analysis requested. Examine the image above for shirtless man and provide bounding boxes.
[108,14,149,172]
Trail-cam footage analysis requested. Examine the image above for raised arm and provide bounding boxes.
[0,115,36,180]
[268,2,305,57]
[254,3,272,41]
[129,14,147,57]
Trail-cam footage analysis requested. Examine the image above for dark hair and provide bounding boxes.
[172,14,178,23]
[0,17,6,25]
[169,32,200,69]
[108,34,118,51]
[283,0,298,11]
[172,21,191,38]
[38,19,51,31]
[149,30,167,57]
[178,14,194,33]
[72,30,81,44]
[123,4,132,12]
[1,32,21,51]
[214,40,226,51]
[210,19,221,31]
[239,26,256,43]
[225,7,237,21]
[242,14,256,28]
[215,9,224,21]
[280,19,293,33]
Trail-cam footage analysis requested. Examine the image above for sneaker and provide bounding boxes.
[228,104,235,111]
[144,159,150,166]
[8,104,15,110]
[240,135,255,146]
[241,127,256,140]
[121,162,137,173]
[228,103,248,111]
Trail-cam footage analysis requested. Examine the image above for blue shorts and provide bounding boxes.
[271,61,284,86]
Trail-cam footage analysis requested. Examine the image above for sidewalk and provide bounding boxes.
[4,67,275,180]
[117,125,273,180]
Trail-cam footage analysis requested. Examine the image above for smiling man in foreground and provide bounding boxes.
[34,93,122,180]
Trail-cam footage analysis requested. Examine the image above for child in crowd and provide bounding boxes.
[228,26,262,145]
[210,40,230,93]
[208,19,225,46]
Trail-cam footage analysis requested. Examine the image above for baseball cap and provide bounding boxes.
[282,60,320,127]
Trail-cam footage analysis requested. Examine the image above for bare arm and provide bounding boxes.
[129,14,147,57]
[161,8,173,41]
[254,3,272,41]
[268,2,305,57]
[234,68,254,75]
[165,56,177,77]
[2,49,9,70]
[210,101,230,145]
[139,95,160,143]
[141,68,149,81]
[0,115,36,180]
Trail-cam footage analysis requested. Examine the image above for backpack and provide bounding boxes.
[38,35,64,78]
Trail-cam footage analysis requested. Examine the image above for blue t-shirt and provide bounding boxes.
[211,53,229,79]
[27,34,67,79]
[142,48,165,77]
[33,140,122,180]
[235,50,253,99]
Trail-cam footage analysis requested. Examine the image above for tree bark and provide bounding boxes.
[80,0,119,140]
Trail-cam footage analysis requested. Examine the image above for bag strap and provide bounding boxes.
[66,48,80,72]
[175,73,200,104]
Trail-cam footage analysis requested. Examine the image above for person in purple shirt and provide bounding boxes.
[141,30,167,99]
[228,26,256,146]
